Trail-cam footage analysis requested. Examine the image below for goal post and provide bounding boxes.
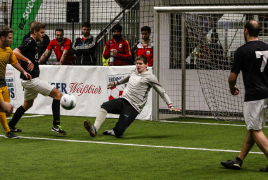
[153,6,268,121]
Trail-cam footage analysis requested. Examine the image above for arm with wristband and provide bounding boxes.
[150,76,180,112]
[107,75,130,89]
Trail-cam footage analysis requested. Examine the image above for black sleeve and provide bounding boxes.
[72,38,80,55]
[231,48,243,74]
[43,35,50,48]
[18,38,33,53]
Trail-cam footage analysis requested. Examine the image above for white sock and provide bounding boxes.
[94,108,108,132]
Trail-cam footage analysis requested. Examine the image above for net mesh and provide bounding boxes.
[185,13,268,120]
[157,11,268,120]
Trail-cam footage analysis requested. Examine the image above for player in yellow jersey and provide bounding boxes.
[0,26,31,138]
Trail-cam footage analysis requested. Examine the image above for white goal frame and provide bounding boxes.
[152,6,268,121]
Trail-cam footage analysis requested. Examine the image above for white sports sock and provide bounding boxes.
[94,108,108,132]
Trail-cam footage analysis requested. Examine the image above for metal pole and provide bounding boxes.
[96,0,140,43]
[152,10,159,121]
[72,21,74,43]
[154,6,268,13]
[181,13,186,117]
[82,0,90,23]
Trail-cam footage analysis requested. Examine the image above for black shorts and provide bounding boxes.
[101,98,139,137]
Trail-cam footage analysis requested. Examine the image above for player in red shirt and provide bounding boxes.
[103,24,132,66]
[136,26,153,66]
[39,28,75,65]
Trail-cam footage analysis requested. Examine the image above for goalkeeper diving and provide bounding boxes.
[84,55,180,138]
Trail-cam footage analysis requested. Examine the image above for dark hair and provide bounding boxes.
[136,55,148,64]
[82,22,91,28]
[245,20,261,37]
[112,24,122,32]
[55,28,64,34]
[141,26,151,34]
[30,21,45,34]
[0,26,13,37]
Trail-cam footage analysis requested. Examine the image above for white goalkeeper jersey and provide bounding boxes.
[118,69,172,113]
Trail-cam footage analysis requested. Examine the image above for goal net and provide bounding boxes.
[153,6,268,121]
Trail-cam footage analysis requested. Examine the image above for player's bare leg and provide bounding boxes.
[251,129,268,157]
[221,130,254,170]
[251,129,268,172]
[49,87,62,100]
[238,130,255,160]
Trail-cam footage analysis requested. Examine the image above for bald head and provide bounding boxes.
[244,20,261,37]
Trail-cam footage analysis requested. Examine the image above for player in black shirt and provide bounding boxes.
[8,21,66,135]
[221,20,268,172]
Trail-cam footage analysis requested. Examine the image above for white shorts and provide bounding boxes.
[244,98,268,130]
[21,78,54,101]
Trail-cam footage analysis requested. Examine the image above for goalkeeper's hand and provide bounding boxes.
[107,81,118,89]
[168,104,181,112]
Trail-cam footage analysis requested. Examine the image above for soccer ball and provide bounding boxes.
[60,94,77,110]
[108,86,124,100]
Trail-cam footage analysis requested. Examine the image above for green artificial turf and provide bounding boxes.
[0,115,267,180]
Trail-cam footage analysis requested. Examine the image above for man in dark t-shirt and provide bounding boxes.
[221,20,268,172]
[8,21,66,135]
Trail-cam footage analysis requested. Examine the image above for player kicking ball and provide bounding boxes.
[8,21,66,135]
[84,55,180,138]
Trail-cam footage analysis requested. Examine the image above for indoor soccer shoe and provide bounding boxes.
[260,165,268,172]
[84,120,97,137]
[9,127,22,132]
[51,125,66,135]
[221,158,243,170]
[5,131,18,139]
[103,130,115,136]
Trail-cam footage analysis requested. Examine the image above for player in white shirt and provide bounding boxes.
[84,55,180,138]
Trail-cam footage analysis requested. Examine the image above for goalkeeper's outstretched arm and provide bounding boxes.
[150,77,180,112]
[107,75,130,89]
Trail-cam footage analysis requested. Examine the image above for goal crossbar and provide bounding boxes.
[154,6,268,13]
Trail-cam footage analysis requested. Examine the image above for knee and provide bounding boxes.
[22,102,33,111]
[55,91,63,100]
[100,102,108,111]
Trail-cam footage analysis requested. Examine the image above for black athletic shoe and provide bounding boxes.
[84,120,97,137]
[9,127,22,132]
[5,131,18,139]
[221,158,243,170]
[103,130,114,136]
[51,125,66,135]
[260,165,268,172]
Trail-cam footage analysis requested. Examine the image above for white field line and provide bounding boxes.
[3,115,264,154]
[0,135,263,155]
[6,115,44,120]
[159,120,268,128]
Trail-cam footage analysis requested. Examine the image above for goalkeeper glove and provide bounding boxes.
[168,104,181,112]
[107,81,119,89]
